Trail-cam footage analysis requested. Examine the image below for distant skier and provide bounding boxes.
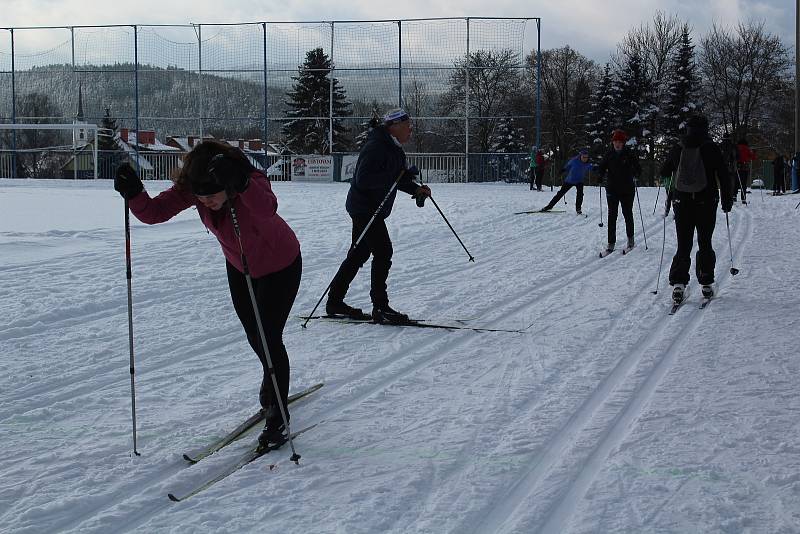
[659,114,732,304]
[596,129,641,253]
[539,148,591,214]
[772,154,786,195]
[528,146,546,191]
[734,138,756,204]
[114,140,301,449]
[325,108,431,324]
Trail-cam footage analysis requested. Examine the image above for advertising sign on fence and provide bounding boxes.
[291,155,334,182]
[341,155,359,182]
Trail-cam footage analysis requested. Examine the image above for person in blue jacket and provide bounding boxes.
[540,148,592,214]
[326,108,431,324]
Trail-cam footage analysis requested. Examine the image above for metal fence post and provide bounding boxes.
[465,17,470,183]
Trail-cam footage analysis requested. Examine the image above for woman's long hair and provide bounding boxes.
[172,140,255,192]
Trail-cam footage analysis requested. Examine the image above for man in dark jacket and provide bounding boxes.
[596,129,641,252]
[659,114,732,303]
[326,108,431,324]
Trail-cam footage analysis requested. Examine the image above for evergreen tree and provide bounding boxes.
[662,29,699,146]
[489,117,527,182]
[355,104,381,150]
[615,50,655,156]
[585,63,618,156]
[490,117,526,153]
[98,108,120,151]
[282,48,352,154]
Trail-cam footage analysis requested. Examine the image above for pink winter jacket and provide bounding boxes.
[128,172,300,278]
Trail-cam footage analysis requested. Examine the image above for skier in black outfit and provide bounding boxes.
[326,108,431,324]
[659,114,733,303]
[596,129,641,253]
[772,154,786,195]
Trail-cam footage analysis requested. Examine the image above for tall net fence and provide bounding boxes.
[0,18,540,181]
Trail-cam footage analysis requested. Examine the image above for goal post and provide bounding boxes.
[0,123,100,180]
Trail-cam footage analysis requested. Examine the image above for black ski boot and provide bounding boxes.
[372,303,410,325]
[326,299,370,320]
[701,284,714,298]
[257,407,288,450]
[672,283,686,303]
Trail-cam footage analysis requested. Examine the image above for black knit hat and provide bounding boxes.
[189,177,225,196]
[686,114,708,130]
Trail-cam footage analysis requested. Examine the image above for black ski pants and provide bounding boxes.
[227,253,302,412]
[668,195,717,286]
[545,183,583,212]
[329,215,393,307]
[528,168,544,190]
[605,190,635,245]
[733,167,748,202]
[773,169,786,194]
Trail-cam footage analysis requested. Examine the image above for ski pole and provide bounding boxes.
[598,185,604,227]
[428,195,475,262]
[652,181,661,215]
[123,197,141,457]
[735,168,747,205]
[302,170,406,328]
[227,199,302,463]
[725,213,740,275]
[634,180,648,250]
[652,214,667,294]
[653,174,671,215]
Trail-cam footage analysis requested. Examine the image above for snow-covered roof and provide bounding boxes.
[127,131,180,152]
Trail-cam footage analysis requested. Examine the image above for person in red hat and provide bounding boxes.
[596,129,641,253]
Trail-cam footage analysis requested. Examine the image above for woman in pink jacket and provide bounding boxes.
[114,140,300,448]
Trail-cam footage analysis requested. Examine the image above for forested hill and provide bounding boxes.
[2,63,294,137]
[1,63,400,138]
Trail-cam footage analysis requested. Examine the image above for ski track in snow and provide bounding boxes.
[1,181,799,533]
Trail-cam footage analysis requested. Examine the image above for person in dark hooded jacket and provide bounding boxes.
[596,129,641,252]
[772,154,786,195]
[659,114,732,303]
[326,108,431,324]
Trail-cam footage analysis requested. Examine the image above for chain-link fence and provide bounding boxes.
[0,18,541,182]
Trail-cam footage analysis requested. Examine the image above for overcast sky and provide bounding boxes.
[1,0,796,63]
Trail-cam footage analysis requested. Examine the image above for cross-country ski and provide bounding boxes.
[182,383,323,463]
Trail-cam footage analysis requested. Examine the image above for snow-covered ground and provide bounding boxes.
[1,178,798,533]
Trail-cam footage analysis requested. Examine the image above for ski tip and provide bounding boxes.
[182,454,197,464]
[168,493,181,502]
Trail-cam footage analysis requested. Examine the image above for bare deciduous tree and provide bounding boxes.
[440,49,526,152]
[527,46,597,166]
[699,21,791,139]
[614,11,688,106]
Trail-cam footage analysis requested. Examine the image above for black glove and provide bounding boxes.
[413,184,431,207]
[114,163,144,200]
[721,196,733,213]
[207,154,249,193]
